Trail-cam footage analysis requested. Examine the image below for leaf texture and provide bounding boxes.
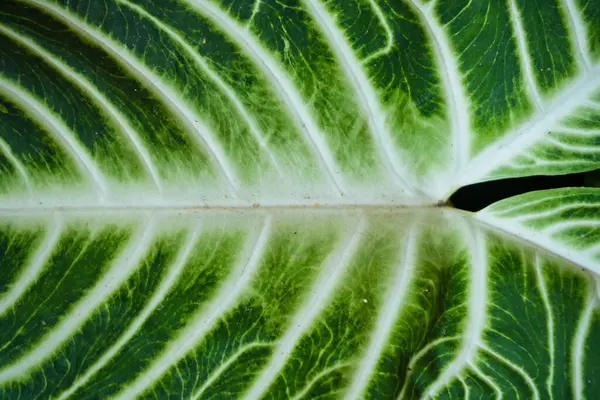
[0,209,598,398]
[1,0,600,398]
[0,0,599,204]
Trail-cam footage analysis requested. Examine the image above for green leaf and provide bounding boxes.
[478,188,600,274]
[0,0,599,398]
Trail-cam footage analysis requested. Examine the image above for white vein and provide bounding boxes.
[243,214,367,400]
[508,0,542,109]
[422,225,488,398]
[0,217,155,384]
[114,215,272,400]
[476,213,600,275]
[400,336,462,382]
[534,255,555,400]
[483,193,568,216]
[184,0,347,195]
[572,291,595,400]
[290,364,349,400]
[0,137,33,197]
[248,0,261,25]
[481,344,540,400]
[0,24,163,194]
[505,159,594,172]
[116,0,284,178]
[554,126,600,135]
[3,28,162,193]
[27,0,239,190]
[56,223,201,400]
[190,342,271,400]
[0,215,61,317]
[561,0,592,71]
[458,377,470,398]
[545,136,598,152]
[362,0,394,63]
[0,77,109,197]
[512,202,597,222]
[455,65,600,190]
[397,335,464,397]
[406,0,471,171]
[303,0,419,196]
[344,223,417,400]
[469,363,503,399]
[544,220,600,235]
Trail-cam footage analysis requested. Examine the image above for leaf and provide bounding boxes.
[478,188,600,274]
[0,0,599,398]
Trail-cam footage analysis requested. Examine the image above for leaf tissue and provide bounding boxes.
[0,0,599,398]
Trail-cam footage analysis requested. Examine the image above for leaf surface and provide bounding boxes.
[1,0,600,398]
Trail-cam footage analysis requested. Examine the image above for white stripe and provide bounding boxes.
[454,65,600,190]
[476,214,600,275]
[56,223,201,400]
[344,223,417,400]
[248,0,262,25]
[0,23,164,193]
[398,327,478,397]
[115,0,284,179]
[572,291,595,400]
[114,215,272,400]
[468,363,502,399]
[190,342,271,400]
[544,136,598,152]
[0,217,155,384]
[513,202,598,222]
[0,215,62,316]
[303,0,419,195]
[534,256,554,400]
[26,0,239,190]
[560,0,592,71]
[185,0,347,195]
[399,335,462,392]
[508,0,542,109]
[544,220,600,235]
[481,344,540,400]
[407,0,471,171]
[362,0,394,63]
[459,377,469,398]
[0,194,429,213]
[0,136,33,197]
[242,215,367,400]
[482,194,570,217]
[554,126,600,135]
[422,224,487,398]
[290,364,349,400]
[0,78,109,197]
[504,159,593,171]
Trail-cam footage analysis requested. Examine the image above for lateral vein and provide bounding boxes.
[303,0,420,195]
[26,0,240,191]
[184,0,348,195]
[406,0,471,173]
[0,78,110,196]
[0,23,164,193]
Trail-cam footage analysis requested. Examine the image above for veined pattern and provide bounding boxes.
[1,0,600,398]
[0,0,598,205]
[0,209,598,398]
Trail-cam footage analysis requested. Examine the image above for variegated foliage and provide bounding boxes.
[1,0,600,398]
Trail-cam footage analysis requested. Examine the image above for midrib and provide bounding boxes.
[0,203,448,215]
